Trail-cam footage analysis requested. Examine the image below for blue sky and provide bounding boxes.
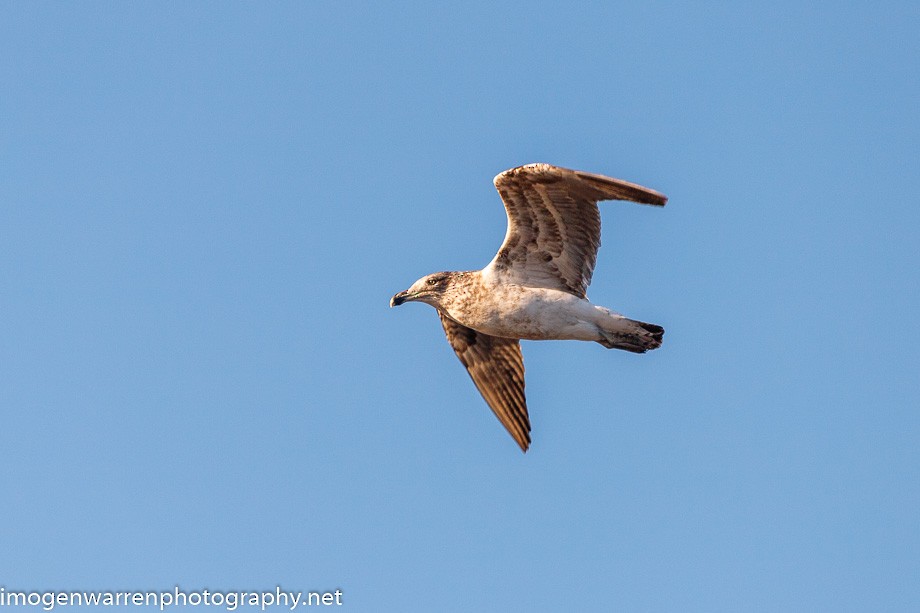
[2,2,919,611]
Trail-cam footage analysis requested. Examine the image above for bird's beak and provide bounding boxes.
[390,290,410,307]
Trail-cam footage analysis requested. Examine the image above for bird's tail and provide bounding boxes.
[596,315,664,353]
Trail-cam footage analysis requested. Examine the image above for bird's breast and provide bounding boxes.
[446,285,599,341]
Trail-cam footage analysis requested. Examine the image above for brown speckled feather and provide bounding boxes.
[438,311,531,452]
[487,163,667,298]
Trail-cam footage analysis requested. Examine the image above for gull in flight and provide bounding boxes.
[390,163,667,452]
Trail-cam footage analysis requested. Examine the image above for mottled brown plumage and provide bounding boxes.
[391,163,667,452]
[488,164,667,298]
[438,312,530,451]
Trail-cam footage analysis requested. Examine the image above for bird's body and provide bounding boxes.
[451,280,603,342]
[391,163,667,451]
[434,271,646,344]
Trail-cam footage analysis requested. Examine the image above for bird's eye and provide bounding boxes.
[427,278,437,286]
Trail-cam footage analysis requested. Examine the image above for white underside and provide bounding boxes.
[446,284,626,342]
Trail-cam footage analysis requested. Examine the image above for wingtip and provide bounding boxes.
[515,430,532,452]
[633,190,668,207]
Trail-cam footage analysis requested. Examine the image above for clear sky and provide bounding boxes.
[2,2,919,611]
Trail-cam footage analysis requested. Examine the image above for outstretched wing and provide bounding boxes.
[438,311,530,452]
[484,163,667,298]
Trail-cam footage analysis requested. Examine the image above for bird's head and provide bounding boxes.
[390,271,456,308]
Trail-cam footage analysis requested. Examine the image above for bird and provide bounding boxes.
[390,163,667,452]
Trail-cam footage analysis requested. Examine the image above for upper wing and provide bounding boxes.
[484,163,667,298]
[438,311,530,452]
